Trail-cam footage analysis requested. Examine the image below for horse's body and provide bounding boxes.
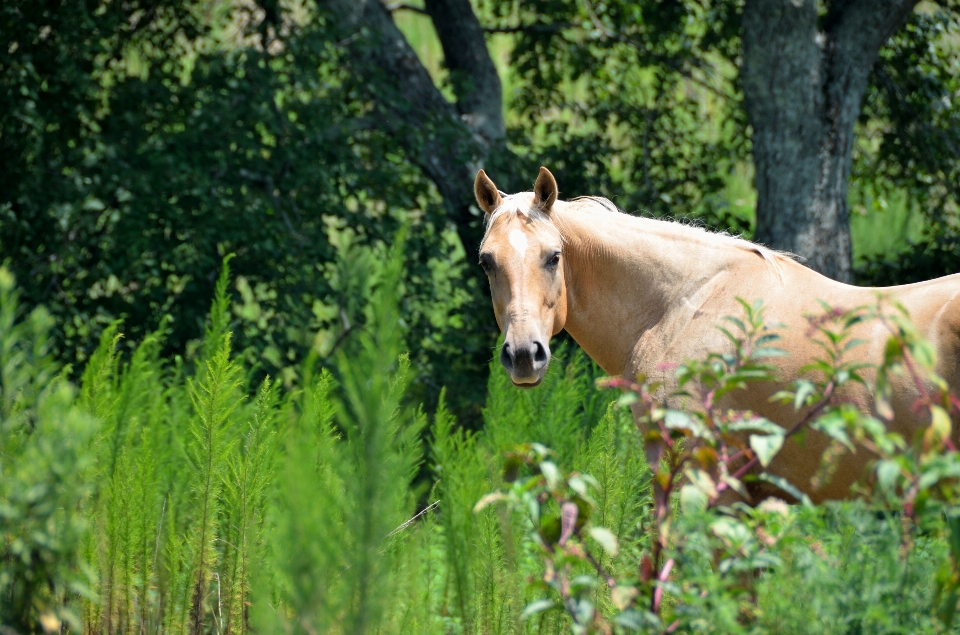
[474,167,960,502]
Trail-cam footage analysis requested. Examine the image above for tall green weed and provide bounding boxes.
[0,268,95,633]
[6,245,960,635]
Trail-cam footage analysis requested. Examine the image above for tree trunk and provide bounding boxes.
[742,0,917,282]
[424,0,506,150]
[321,0,508,257]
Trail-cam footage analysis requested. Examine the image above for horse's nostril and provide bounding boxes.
[500,343,514,371]
[533,341,548,364]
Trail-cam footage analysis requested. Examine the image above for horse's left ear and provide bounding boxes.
[533,166,558,212]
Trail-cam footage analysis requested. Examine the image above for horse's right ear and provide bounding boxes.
[474,169,502,215]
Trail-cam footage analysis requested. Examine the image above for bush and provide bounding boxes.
[5,246,960,634]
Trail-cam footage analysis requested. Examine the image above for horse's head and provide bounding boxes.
[475,167,567,387]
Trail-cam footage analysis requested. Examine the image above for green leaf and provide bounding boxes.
[686,468,718,498]
[884,337,904,365]
[945,513,960,563]
[843,337,869,352]
[793,379,816,411]
[757,473,812,507]
[914,339,937,369]
[573,598,595,625]
[616,392,638,408]
[663,409,712,439]
[750,433,784,467]
[811,412,854,451]
[710,517,750,545]
[520,599,555,620]
[717,325,740,347]
[722,315,747,334]
[729,417,784,435]
[753,347,788,358]
[875,390,894,421]
[539,461,561,490]
[588,526,619,557]
[932,405,952,442]
[568,475,588,497]
[756,333,781,346]
[614,609,658,631]
[570,575,599,591]
[722,473,749,498]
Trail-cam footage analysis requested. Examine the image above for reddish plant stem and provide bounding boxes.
[885,323,958,452]
[652,558,674,613]
[711,381,837,502]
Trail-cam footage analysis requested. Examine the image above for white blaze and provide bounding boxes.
[508,229,528,258]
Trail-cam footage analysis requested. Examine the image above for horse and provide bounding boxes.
[474,166,960,502]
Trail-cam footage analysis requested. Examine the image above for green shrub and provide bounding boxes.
[0,269,96,633]
[6,245,960,634]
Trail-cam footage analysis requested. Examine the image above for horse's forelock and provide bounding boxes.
[480,195,562,250]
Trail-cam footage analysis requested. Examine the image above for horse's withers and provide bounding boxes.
[475,167,567,387]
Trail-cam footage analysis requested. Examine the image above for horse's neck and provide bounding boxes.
[554,203,744,375]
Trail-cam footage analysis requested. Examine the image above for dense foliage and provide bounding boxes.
[4,0,959,422]
[6,239,960,634]
[0,0,486,421]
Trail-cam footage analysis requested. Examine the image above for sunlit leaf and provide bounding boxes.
[520,599,555,620]
[750,433,784,467]
[588,526,619,557]
[539,461,560,490]
[612,585,639,610]
[680,484,708,513]
[729,417,784,435]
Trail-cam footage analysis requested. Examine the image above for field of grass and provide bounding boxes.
[5,239,960,633]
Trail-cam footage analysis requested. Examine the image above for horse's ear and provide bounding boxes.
[474,169,502,215]
[533,166,558,212]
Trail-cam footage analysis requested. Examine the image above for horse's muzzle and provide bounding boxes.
[501,339,550,386]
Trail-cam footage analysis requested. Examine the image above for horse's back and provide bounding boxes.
[887,273,960,389]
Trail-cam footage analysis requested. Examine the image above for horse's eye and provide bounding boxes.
[546,252,561,269]
[479,256,493,273]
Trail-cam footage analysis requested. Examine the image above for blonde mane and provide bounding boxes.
[565,195,795,282]
[482,193,795,281]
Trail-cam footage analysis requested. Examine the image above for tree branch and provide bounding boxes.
[424,0,506,148]
[384,2,429,15]
[483,22,573,34]
[321,0,485,247]
[823,0,920,143]
[741,0,917,280]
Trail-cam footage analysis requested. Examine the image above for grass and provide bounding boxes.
[3,239,960,632]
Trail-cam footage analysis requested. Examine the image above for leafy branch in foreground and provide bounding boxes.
[475,443,621,633]
[479,296,960,632]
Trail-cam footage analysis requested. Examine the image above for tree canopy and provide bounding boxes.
[2,0,959,420]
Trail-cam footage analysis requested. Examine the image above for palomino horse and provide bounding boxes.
[475,166,960,502]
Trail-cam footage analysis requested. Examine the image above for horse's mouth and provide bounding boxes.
[511,377,543,389]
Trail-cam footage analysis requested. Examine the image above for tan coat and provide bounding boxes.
[475,168,960,502]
